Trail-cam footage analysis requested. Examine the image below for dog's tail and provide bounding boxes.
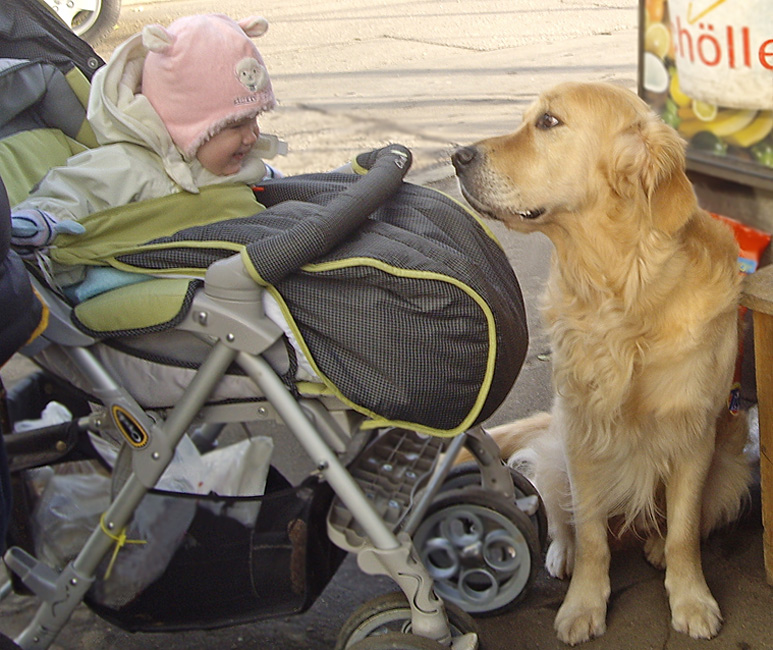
[701,408,754,537]
[457,411,552,472]
[486,411,552,460]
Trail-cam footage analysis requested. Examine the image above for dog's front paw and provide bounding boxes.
[671,594,722,639]
[643,534,666,569]
[546,539,574,579]
[555,599,607,645]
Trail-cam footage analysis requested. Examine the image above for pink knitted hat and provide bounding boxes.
[141,14,276,159]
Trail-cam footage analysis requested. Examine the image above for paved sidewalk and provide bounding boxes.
[3,1,772,649]
[103,0,642,179]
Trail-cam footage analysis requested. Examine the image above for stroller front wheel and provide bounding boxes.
[335,592,477,650]
[346,632,454,650]
[346,631,460,650]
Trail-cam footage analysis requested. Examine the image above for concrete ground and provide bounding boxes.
[2,0,772,649]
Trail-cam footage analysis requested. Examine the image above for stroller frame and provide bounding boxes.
[3,247,523,650]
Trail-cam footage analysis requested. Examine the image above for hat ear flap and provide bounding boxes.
[238,16,269,38]
[608,115,696,234]
[142,24,176,53]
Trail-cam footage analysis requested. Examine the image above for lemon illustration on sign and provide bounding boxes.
[645,22,670,58]
[692,100,718,122]
[669,72,691,107]
[725,111,773,148]
[679,109,757,138]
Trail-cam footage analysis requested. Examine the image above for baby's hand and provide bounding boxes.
[264,163,284,179]
[11,209,85,249]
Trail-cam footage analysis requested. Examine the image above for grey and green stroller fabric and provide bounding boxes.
[55,170,528,436]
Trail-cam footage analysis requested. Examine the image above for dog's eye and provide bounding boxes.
[536,113,561,130]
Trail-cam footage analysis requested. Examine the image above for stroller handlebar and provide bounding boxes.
[353,143,412,175]
[238,144,414,285]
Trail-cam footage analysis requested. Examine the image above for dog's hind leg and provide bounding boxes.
[544,497,575,579]
[644,533,667,569]
[701,409,752,536]
[663,435,723,639]
[539,438,575,579]
[519,407,576,579]
[553,463,611,645]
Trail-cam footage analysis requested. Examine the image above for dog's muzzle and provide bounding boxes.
[451,145,480,176]
[452,145,546,222]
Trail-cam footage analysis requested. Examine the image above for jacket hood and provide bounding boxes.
[87,34,200,192]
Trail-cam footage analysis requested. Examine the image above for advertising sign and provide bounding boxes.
[639,0,773,189]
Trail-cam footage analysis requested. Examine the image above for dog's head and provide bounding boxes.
[453,82,696,238]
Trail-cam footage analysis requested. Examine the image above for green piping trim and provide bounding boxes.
[264,256,499,437]
[107,241,246,274]
[240,248,268,286]
[295,381,331,395]
[429,187,503,250]
[107,261,207,277]
[350,158,369,175]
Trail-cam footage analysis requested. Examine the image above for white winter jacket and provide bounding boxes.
[14,33,270,220]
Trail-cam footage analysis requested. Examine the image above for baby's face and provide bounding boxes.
[196,116,259,176]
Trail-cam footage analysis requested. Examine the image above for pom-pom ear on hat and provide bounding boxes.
[142,23,175,53]
[141,14,276,159]
[238,16,269,38]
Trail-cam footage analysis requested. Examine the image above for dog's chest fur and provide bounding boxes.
[541,240,737,433]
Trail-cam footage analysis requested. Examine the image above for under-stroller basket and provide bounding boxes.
[84,468,345,632]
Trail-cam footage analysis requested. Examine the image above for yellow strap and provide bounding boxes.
[99,513,147,580]
[24,287,50,345]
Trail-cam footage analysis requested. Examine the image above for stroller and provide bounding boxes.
[0,7,546,650]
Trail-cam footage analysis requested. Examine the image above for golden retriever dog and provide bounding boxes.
[452,81,751,645]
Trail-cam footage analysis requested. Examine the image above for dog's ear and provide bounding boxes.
[608,114,696,234]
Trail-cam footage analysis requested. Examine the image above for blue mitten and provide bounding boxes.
[11,209,85,249]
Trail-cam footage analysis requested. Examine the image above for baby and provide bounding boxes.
[11,13,284,257]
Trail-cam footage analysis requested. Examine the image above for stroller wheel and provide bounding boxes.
[412,487,540,617]
[346,632,454,650]
[441,462,548,550]
[335,592,478,650]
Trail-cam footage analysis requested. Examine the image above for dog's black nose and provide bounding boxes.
[451,146,477,172]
